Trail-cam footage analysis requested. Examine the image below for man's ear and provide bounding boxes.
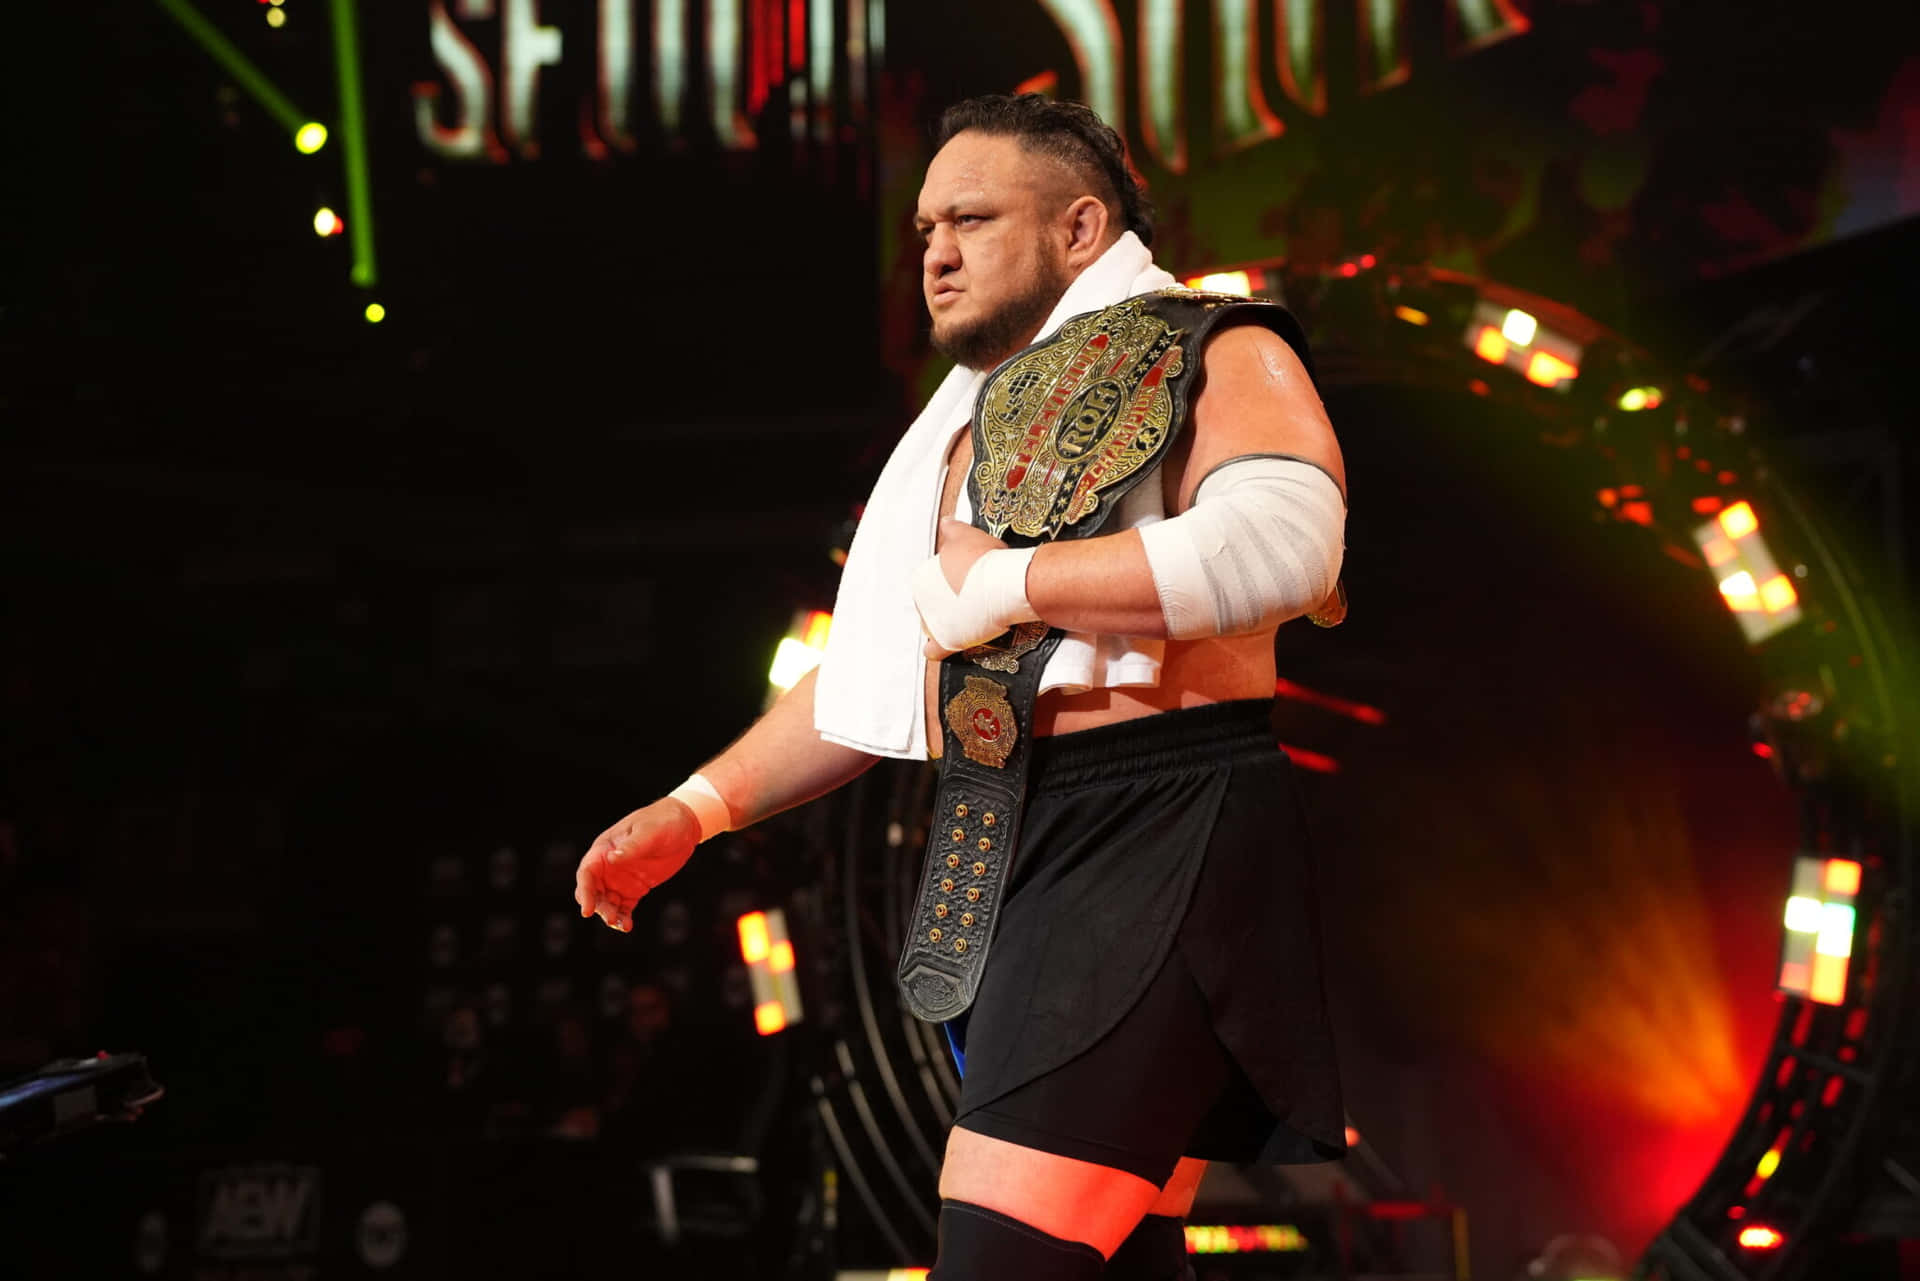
[1061,195,1112,269]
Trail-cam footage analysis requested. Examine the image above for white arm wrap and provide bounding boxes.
[910,545,1040,656]
[1137,456,1346,640]
[668,772,734,842]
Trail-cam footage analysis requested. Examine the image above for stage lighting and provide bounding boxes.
[1465,300,1582,389]
[363,302,386,324]
[1393,305,1430,326]
[1691,502,1802,643]
[1737,1226,1784,1250]
[295,121,328,154]
[265,6,286,26]
[1779,855,1862,1005]
[1618,386,1664,412]
[313,207,343,237]
[768,609,832,696]
[737,909,802,1035]
[1184,1224,1310,1254]
[1185,270,1255,295]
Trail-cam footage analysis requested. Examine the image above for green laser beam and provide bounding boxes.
[329,0,378,289]
[153,0,321,148]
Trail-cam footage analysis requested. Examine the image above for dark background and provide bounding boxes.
[4,1,1917,1276]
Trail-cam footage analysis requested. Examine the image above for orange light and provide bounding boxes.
[1701,536,1737,567]
[1474,326,1509,364]
[1344,1125,1361,1147]
[1738,1226,1784,1250]
[768,939,795,973]
[1620,501,1653,526]
[1759,574,1798,614]
[801,609,833,650]
[1187,271,1253,295]
[1393,305,1430,326]
[738,911,770,964]
[1824,860,1862,896]
[1718,501,1758,539]
[1779,960,1809,991]
[1809,951,1847,1005]
[1597,488,1619,508]
[1525,350,1579,387]
[753,1001,787,1035]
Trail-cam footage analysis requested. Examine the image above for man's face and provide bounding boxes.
[914,131,1075,371]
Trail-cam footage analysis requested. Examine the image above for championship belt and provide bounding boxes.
[894,288,1317,1023]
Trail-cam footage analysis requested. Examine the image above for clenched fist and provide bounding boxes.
[573,799,701,932]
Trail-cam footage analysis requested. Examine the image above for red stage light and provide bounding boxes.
[1737,1226,1784,1250]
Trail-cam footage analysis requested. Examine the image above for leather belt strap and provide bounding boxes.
[896,625,1061,1022]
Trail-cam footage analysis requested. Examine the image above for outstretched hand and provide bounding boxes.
[573,799,702,933]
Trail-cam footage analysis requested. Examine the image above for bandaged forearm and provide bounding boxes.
[910,545,1040,654]
[668,773,734,842]
[1137,456,1346,639]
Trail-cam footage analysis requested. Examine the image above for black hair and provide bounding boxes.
[934,93,1155,247]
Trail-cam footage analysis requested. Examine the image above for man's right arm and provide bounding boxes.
[699,665,880,829]
[574,666,879,931]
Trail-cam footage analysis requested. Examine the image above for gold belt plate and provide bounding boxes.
[944,675,1018,769]
[973,297,1187,541]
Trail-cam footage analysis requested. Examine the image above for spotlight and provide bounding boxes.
[294,121,328,154]
[265,6,286,26]
[1779,855,1862,1005]
[1185,270,1255,296]
[737,909,803,1035]
[313,207,343,237]
[1618,386,1664,412]
[768,609,832,696]
[1737,1226,1784,1250]
[1501,307,1538,346]
[363,302,386,324]
[1691,501,1801,643]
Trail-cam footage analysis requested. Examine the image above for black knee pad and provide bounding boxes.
[929,1199,1106,1281]
[1104,1214,1195,1281]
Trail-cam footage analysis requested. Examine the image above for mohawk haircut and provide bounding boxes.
[934,93,1156,247]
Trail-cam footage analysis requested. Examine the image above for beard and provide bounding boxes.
[931,263,1072,371]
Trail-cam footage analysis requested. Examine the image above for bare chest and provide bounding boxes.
[937,433,975,542]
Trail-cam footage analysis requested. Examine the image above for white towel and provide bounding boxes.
[815,232,1178,759]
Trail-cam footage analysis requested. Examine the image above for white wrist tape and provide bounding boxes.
[668,772,734,842]
[910,544,1040,655]
[1138,456,1346,640]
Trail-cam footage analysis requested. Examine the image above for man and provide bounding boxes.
[575,95,1347,1279]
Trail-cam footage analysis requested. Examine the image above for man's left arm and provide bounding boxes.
[917,324,1345,648]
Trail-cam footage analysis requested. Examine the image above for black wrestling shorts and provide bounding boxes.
[944,698,1347,1188]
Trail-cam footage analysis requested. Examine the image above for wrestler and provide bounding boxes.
[575,94,1347,1279]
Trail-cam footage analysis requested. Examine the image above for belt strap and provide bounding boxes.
[896,625,1060,1022]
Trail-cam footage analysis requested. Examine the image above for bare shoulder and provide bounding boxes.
[1174,319,1345,512]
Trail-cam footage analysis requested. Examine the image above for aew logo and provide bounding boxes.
[196,1165,322,1260]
